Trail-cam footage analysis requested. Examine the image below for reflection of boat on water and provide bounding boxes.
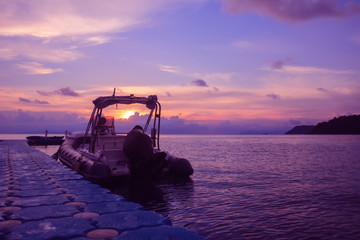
[56,93,194,182]
[26,135,64,145]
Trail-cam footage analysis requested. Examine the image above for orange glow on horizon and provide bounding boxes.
[119,110,135,119]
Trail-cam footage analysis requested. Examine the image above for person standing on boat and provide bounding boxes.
[124,125,166,178]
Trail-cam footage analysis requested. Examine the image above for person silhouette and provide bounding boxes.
[123,125,166,178]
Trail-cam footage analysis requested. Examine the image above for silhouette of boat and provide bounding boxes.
[56,92,193,181]
[26,135,64,145]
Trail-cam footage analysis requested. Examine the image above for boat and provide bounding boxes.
[27,135,64,145]
[57,93,193,181]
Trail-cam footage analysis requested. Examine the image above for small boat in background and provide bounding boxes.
[27,130,64,145]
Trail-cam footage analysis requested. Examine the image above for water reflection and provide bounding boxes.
[101,177,194,216]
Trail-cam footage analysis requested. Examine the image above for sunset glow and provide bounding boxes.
[0,0,359,134]
[119,110,136,120]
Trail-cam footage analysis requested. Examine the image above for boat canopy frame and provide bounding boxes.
[83,94,161,153]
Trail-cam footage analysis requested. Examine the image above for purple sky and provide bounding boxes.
[1,0,359,134]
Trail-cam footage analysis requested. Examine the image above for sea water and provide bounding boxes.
[9,134,360,239]
[139,135,360,239]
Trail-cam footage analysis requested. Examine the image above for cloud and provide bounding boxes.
[264,62,355,75]
[266,93,281,100]
[0,39,83,62]
[16,62,63,74]
[269,57,294,70]
[285,65,354,74]
[158,64,181,73]
[270,60,284,70]
[19,97,31,103]
[34,99,50,104]
[19,97,49,104]
[221,0,360,22]
[316,87,328,92]
[0,1,146,38]
[0,109,87,133]
[56,87,80,97]
[84,35,115,46]
[192,72,239,84]
[37,87,80,97]
[0,1,205,64]
[191,79,208,87]
[0,47,17,60]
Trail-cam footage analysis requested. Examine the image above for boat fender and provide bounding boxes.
[168,158,194,177]
[70,154,79,161]
[72,161,81,172]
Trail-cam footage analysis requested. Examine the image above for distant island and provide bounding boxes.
[286,114,360,134]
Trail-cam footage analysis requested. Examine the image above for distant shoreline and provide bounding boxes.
[286,114,360,135]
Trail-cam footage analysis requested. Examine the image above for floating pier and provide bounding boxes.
[0,140,205,239]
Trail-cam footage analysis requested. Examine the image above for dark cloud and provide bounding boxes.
[221,0,360,22]
[191,79,208,87]
[270,57,294,70]
[34,99,49,104]
[19,97,32,103]
[266,93,281,100]
[270,60,284,70]
[56,87,80,97]
[19,97,49,104]
[36,90,52,96]
[317,87,328,92]
[213,87,220,92]
[37,86,80,97]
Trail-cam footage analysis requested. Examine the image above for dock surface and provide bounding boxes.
[0,140,205,239]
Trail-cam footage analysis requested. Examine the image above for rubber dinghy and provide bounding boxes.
[57,93,193,181]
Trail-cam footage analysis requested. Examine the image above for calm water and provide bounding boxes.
[134,135,360,240]
[8,134,360,239]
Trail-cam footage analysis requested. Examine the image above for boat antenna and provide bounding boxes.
[112,88,116,96]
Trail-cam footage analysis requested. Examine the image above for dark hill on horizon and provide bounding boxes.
[286,114,360,134]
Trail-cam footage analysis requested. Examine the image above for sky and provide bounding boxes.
[0,0,360,134]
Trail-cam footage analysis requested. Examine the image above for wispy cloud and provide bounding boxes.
[0,48,17,60]
[266,93,281,100]
[221,0,360,22]
[264,63,355,75]
[0,1,203,65]
[16,62,63,74]
[0,39,82,62]
[158,64,181,73]
[0,1,146,38]
[19,97,49,104]
[316,87,328,93]
[37,87,80,97]
[281,65,355,74]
